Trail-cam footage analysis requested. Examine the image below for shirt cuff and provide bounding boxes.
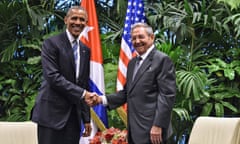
[101,95,108,106]
[82,90,86,99]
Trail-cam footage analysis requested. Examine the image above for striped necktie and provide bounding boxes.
[132,56,142,81]
[72,40,79,77]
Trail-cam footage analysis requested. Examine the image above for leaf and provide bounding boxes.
[212,93,224,100]
[201,103,213,116]
[217,0,240,10]
[0,41,17,62]
[184,0,193,15]
[214,103,224,117]
[173,108,191,121]
[27,56,41,65]
[221,101,238,113]
[22,44,41,51]
[223,69,235,80]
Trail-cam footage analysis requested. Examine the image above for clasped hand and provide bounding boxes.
[84,91,101,106]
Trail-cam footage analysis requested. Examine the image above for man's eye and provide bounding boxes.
[71,17,77,20]
[70,17,85,22]
[79,18,85,21]
[138,35,145,39]
[131,35,145,41]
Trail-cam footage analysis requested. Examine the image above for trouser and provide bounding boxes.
[37,108,80,144]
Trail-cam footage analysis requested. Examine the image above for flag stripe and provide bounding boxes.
[116,69,126,90]
[118,59,127,78]
[120,38,134,63]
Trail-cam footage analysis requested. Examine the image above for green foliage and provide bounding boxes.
[0,60,41,121]
[0,0,57,121]
[107,110,125,130]
[224,13,240,38]
[104,63,118,94]
[177,67,209,102]
[155,41,184,69]
[207,58,240,80]
[217,0,240,10]
[0,0,55,62]
[103,63,125,129]
[101,33,120,64]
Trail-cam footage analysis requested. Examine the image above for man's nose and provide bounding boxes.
[135,38,141,43]
[75,19,82,24]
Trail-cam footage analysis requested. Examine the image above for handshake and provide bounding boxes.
[84,91,102,107]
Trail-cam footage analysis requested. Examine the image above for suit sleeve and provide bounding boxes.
[106,87,127,110]
[80,99,91,123]
[153,55,176,129]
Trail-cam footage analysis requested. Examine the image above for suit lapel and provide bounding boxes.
[78,41,87,78]
[128,58,137,82]
[62,32,76,71]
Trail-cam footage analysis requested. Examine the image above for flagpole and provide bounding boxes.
[90,108,106,131]
[116,107,128,126]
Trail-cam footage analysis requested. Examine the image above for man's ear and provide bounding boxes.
[151,34,155,40]
[64,16,67,25]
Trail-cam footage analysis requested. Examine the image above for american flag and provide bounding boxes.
[116,0,146,92]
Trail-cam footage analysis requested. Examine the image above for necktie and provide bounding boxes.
[72,40,79,78]
[132,56,142,81]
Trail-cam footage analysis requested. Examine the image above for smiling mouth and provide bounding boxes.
[73,26,82,31]
[135,44,144,48]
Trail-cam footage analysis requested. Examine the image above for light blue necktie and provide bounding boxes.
[72,40,79,77]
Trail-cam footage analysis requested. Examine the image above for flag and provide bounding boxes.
[80,0,108,143]
[116,0,146,110]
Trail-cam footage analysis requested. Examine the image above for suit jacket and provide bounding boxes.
[107,48,176,144]
[31,32,91,130]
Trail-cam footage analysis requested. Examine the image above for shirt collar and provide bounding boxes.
[66,29,80,43]
[138,44,154,60]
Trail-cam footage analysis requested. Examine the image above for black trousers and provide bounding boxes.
[128,129,167,144]
[37,108,80,144]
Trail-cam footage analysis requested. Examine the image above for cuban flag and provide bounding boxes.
[116,0,146,110]
[80,0,108,143]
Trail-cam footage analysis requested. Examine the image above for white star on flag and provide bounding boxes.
[80,26,94,41]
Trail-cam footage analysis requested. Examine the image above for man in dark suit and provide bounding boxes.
[31,6,94,144]
[87,22,176,144]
